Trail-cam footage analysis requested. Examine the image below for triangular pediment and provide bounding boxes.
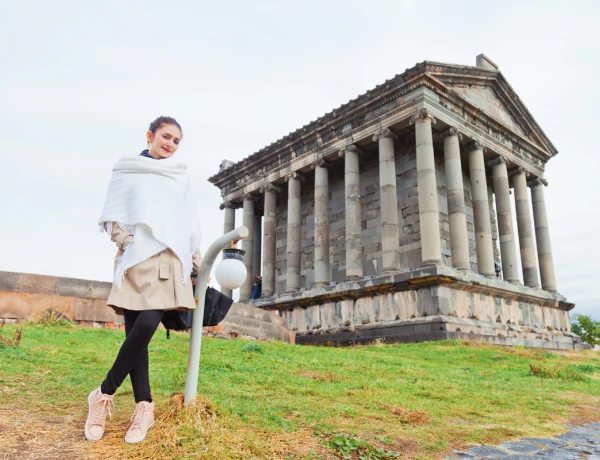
[450,85,528,137]
[421,62,557,156]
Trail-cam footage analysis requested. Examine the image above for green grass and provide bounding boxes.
[0,323,599,459]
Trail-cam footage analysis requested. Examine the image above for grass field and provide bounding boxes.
[0,323,599,459]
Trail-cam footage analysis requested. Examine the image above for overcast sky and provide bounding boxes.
[1,0,598,319]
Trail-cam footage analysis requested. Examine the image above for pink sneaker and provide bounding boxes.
[84,387,114,441]
[124,401,155,444]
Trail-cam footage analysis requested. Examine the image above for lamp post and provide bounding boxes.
[184,226,249,405]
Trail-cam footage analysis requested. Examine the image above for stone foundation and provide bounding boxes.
[253,266,583,349]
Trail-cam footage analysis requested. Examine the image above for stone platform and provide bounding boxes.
[447,423,600,459]
[253,265,584,349]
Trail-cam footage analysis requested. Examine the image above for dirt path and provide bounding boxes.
[0,406,86,459]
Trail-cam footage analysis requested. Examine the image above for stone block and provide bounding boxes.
[363,209,378,221]
[465,446,508,458]
[535,449,580,460]
[402,204,419,218]
[56,277,112,300]
[19,273,57,295]
[0,272,20,292]
[366,218,379,229]
[74,297,122,323]
[0,291,76,321]
[498,442,542,455]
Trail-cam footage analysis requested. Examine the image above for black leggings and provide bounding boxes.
[101,309,164,403]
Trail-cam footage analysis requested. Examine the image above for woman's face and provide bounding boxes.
[146,124,182,159]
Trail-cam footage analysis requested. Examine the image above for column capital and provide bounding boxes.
[219,201,237,210]
[508,166,528,177]
[338,144,363,157]
[468,140,487,153]
[242,193,258,202]
[373,127,397,142]
[442,127,463,140]
[284,171,306,182]
[259,184,281,194]
[409,108,437,125]
[311,158,329,169]
[489,155,507,167]
[527,176,548,187]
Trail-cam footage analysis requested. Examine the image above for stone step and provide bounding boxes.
[224,306,295,344]
[228,303,286,327]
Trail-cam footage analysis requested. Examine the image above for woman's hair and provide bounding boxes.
[149,116,183,137]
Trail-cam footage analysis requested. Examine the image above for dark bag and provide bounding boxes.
[161,286,234,339]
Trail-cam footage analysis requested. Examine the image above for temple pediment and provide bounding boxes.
[450,85,528,136]
[418,60,558,157]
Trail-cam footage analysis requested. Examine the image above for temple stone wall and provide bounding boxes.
[275,135,505,295]
[433,144,501,274]
[275,198,288,293]
[327,163,346,284]
[300,175,316,288]
[488,186,502,269]
[359,146,382,277]
[274,136,428,294]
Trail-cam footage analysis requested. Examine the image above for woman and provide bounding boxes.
[87,116,202,444]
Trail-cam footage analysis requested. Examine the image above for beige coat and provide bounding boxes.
[106,223,202,314]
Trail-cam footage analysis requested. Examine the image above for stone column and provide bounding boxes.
[442,128,470,271]
[219,201,236,298]
[252,214,262,280]
[240,195,255,301]
[529,177,557,292]
[313,160,330,286]
[513,168,540,288]
[260,184,279,297]
[468,141,495,277]
[410,108,442,266]
[491,156,520,284]
[373,128,401,273]
[339,145,363,280]
[285,173,302,292]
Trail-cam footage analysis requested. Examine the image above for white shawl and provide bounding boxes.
[98,156,201,289]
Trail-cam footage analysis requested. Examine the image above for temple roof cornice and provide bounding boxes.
[210,60,558,197]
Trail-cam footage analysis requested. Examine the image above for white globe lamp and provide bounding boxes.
[215,248,247,290]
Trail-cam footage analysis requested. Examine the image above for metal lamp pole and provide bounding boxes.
[184,226,249,405]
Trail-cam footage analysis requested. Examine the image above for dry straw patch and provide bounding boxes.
[83,393,326,460]
[297,370,340,383]
[380,404,430,426]
[0,319,22,347]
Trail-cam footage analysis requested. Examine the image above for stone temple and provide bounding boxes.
[209,54,582,349]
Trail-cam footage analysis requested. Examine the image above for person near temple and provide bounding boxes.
[251,274,262,300]
[88,116,202,444]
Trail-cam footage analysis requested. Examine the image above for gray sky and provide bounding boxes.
[1,0,598,319]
